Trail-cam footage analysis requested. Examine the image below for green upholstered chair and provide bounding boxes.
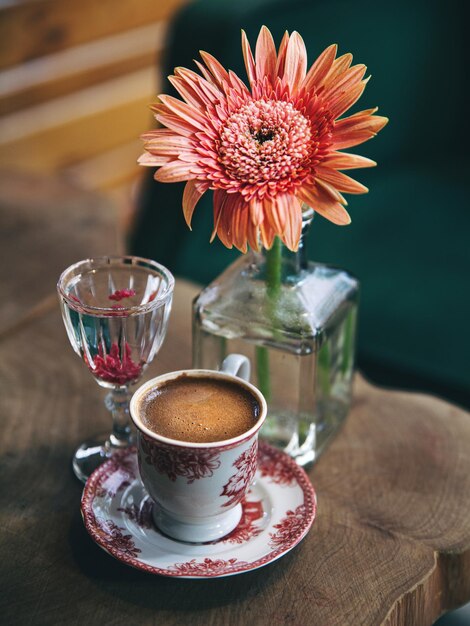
[129,0,470,408]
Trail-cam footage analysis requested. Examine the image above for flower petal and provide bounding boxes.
[256,193,302,250]
[137,153,172,166]
[322,151,377,170]
[303,43,337,92]
[241,30,256,87]
[199,51,230,89]
[278,194,302,250]
[168,75,207,110]
[143,134,192,155]
[263,195,286,233]
[212,192,262,252]
[255,26,277,83]
[212,191,242,249]
[155,161,197,183]
[227,70,250,98]
[328,78,369,119]
[249,197,264,225]
[194,60,217,87]
[248,224,260,251]
[158,95,208,132]
[211,189,227,243]
[175,67,225,104]
[297,182,351,225]
[140,128,175,141]
[259,220,276,249]
[315,167,368,194]
[182,180,205,227]
[332,112,389,149]
[154,113,196,137]
[233,197,260,252]
[275,31,290,79]
[283,31,307,93]
[323,53,353,87]
[323,64,367,100]
[231,199,250,252]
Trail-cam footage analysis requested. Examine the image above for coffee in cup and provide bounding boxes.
[138,374,261,444]
[130,354,267,543]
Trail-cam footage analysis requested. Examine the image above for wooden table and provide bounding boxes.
[1,170,470,626]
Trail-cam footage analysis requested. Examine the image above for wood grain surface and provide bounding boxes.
[1,171,469,626]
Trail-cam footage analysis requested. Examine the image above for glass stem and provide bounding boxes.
[105,388,132,448]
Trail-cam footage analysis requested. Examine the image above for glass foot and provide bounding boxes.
[72,433,134,483]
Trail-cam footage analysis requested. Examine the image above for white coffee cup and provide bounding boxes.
[130,355,267,543]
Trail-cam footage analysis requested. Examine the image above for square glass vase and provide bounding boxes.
[192,211,358,466]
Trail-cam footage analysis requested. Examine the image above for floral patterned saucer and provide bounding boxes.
[81,442,317,578]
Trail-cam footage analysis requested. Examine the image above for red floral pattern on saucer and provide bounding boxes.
[95,519,141,558]
[167,558,249,576]
[219,499,264,544]
[269,505,308,548]
[258,444,296,485]
[117,492,264,544]
[95,450,136,498]
[141,436,221,483]
[220,440,258,507]
[117,498,154,529]
[81,443,316,578]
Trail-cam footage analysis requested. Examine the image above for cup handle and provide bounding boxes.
[220,354,250,381]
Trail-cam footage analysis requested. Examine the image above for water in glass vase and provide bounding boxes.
[192,212,358,466]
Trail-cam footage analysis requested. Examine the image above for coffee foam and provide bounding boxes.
[138,375,260,443]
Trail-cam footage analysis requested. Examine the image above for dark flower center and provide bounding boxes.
[253,127,275,144]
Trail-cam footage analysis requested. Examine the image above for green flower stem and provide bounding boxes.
[255,237,282,401]
[341,307,356,375]
[266,237,282,299]
[318,340,331,397]
[255,345,271,400]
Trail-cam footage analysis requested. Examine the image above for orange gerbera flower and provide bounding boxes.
[139,26,388,252]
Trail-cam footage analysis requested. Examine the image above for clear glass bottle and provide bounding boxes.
[192,209,359,466]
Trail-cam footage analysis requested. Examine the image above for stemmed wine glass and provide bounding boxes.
[57,256,174,482]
